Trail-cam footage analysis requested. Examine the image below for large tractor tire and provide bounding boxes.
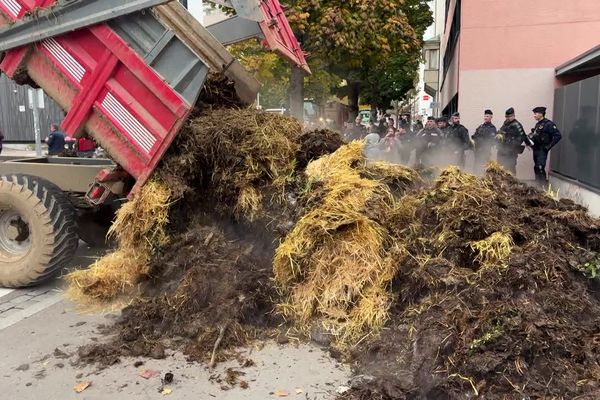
[0,174,78,288]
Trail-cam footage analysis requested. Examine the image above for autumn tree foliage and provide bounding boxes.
[286,0,433,117]
[225,0,432,118]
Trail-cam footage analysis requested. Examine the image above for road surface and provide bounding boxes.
[0,245,349,399]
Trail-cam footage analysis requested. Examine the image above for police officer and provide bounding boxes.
[496,107,526,175]
[415,116,443,168]
[529,106,562,183]
[436,116,450,137]
[446,112,471,168]
[472,109,497,173]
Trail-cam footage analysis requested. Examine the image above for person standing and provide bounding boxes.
[363,131,383,161]
[414,119,424,132]
[472,110,497,173]
[496,108,526,175]
[529,106,562,183]
[446,112,471,168]
[436,116,450,135]
[399,114,410,132]
[382,127,402,164]
[396,125,413,165]
[415,116,443,168]
[345,116,366,141]
[46,123,65,156]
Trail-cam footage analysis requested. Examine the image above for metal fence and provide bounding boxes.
[0,75,65,142]
[551,75,600,191]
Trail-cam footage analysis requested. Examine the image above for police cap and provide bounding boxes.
[436,116,448,123]
[484,109,493,115]
[505,107,515,116]
[452,112,460,117]
[532,106,547,114]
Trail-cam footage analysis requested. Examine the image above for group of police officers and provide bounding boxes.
[392,106,562,183]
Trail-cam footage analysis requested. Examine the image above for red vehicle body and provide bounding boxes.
[0,0,308,202]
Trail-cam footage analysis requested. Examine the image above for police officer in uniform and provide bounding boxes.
[415,116,443,168]
[446,112,471,168]
[496,107,526,175]
[472,109,497,173]
[529,106,562,183]
[436,116,450,136]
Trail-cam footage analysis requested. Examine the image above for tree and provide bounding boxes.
[286,0,432,118]
[359,49,422,110]
[229,41,341,111]
[229,41,289,108]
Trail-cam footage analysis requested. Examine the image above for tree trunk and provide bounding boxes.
[348,81,360,120]
[289,65,305,121]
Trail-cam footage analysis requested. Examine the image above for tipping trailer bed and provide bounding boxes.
[0,0,309,288]
[0,0,261,203]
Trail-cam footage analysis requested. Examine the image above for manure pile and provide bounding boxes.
[67,78,600,399]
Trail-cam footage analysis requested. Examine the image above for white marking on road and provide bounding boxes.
[0,291,63,331]
[0,288,14,298]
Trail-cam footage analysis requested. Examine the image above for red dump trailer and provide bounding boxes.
[0,0,309,287]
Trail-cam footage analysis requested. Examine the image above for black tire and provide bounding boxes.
[0,174,78,288]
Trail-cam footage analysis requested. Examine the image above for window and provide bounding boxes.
[426,49,439,70]
[442,0,461,83]
[442,94,459,117]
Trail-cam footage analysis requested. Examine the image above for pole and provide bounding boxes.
[29,89,42,157]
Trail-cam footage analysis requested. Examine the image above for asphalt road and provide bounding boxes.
[0,245,349,400]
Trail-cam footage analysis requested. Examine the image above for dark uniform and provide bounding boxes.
[472,110,497,173]
[415,122,443,168]
[446,113,471,168]
[529,107,562,182]
[397,129,414,165]
[496,108,526,174]
[346,122,366,141]
[437,116,451,138]
[47,130,66,156]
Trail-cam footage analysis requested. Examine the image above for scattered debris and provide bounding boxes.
[53,347,69,359]
[336,386,350,394]
[274,389,289,397]
[73,381,91,393]
[163,372,174,384]
[160,387,173,395]
[139,369,160,380]
[239,358,255,368]
[275,334,289,345]
[133,361,144,368]
[15,363,29,372]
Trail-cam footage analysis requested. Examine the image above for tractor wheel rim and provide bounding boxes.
[0,209,32,257]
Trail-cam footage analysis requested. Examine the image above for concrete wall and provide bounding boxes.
[0,75,65,142]
[458,68,558,180]
[438,0,600,177]
[550,174,600,217]
[461,0,600,70]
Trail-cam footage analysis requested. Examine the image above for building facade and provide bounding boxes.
[0,75,65,142]
[440,0,600,186]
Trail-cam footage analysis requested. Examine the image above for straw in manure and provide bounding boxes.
[66,180,172,304]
